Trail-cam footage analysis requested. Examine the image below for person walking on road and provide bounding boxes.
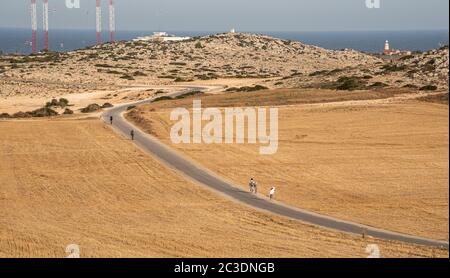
[110,116,113,125]
[249,178,258,194]
[130,130,135,141]
[269,187,276,200]
[249,178,255,193]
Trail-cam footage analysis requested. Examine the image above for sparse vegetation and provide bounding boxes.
[195,42,203,49]
[323,76,368,91]
[225,85,269,92]
[102,103,114,108]
[153,96,174,102]
[31,107,59,117]
[417,93,448,105]
[381,64,407,73]
[120,74,135,80]
[174,77,193,82]
[175,91,204,99]
[45,98,70,109]
[369,82,388,89]
[420,85,438,91]
[403,84,418,89]
[63,108,74,115]
[81,104,102,113]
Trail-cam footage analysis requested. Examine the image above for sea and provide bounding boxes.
[0,28,448,55]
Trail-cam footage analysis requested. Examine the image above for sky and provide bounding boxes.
[0,0,448,32]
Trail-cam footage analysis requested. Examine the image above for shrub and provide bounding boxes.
[102,103,114,108]
[81,104,102,113]
[226,85,269,93]
[403,84,418,89]
[127,105,137,111]
[309,70,329,77]
[0,113,10,118]
[12,111,32,118]
[63,108,74,115]
[419,85,438,91]
[153,96,173,102]
[120,74,135,80]
[195,42,203,49]
[335,76,366,91]
[169,62,187,66]
[369,82,388,88]
[175,91,204,99]
[381,64,407,73]
[174,77,193,82]
[399,55,414,61]
[30,107,58,117]
[132,71,147,77]
[59,98,69,108]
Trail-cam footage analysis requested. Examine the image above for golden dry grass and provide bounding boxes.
[127,89,449,241]
[0,119,447,258]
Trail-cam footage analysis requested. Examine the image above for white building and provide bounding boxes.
[133,32,190,42]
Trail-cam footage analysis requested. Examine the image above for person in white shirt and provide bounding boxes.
[269,187,276,200]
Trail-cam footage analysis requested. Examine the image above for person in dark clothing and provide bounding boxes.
[249,178,258,194]
[130,130,135,140]
[110,116,113,125]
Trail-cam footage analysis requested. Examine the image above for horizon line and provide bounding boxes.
[0,27,449,33]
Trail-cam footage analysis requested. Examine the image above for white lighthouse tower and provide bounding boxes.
[384,40,390,52]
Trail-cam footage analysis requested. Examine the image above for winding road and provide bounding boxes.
[102,86,449,249]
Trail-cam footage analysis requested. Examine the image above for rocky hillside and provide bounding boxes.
[278,46,449,91]
[0,33,380,87]
[397,46,449,85]
[0,33,447,97]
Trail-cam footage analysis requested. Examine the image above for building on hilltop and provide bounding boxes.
[383,40,412,56]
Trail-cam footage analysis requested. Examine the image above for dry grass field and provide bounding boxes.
[0,119,447,258]
[127,88,449,241]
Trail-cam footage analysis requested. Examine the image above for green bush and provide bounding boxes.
[381,64,407,73]
[226,85,269,93]
[153,96,173,102]
[419,85,438,91]
[175,91,204,99]
[369,82,388,88]
[403,84,418,89]
[335,76,366,91]
[309,70,329,77]
[30,107,59,117]
[120,74,135,80]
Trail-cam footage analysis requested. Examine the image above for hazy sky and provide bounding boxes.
[0,0,448,31]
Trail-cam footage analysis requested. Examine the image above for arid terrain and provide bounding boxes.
[0,33,448,116]
[0,32,448,257]
[127,88,449,241]
[1,119,447,258]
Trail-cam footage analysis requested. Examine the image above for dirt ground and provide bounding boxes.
[0,119,447,258]
[127,89,449,241]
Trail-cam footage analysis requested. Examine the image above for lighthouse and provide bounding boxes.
[384,40,390,52]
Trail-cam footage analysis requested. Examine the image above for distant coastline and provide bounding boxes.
[0,28,448,55]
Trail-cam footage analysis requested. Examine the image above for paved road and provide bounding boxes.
[102,86,449,249]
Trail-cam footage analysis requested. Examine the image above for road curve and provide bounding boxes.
[102,86,449,249]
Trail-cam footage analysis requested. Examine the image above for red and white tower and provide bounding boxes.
[43,0,49,50]
[31,0,38,53]
[109,0,116,43]
[96,0,102,44]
